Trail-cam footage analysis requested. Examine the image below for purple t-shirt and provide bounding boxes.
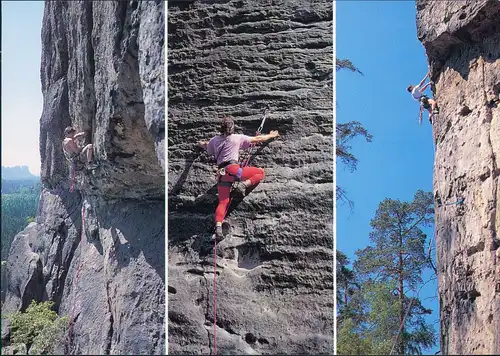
[207,134,252,165]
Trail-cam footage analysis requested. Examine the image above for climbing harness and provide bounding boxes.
[65,205,86,355]
[212,108,272,353]
[215,108,271,189]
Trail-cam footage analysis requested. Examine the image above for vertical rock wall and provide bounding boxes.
[167,0,334,354]
[2,1,165,354]
[416,0,500,354]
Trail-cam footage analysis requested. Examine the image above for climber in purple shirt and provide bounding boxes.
[198,116,279,239]
[407,72,439,124]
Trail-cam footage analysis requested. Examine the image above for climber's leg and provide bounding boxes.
[420,97,434,123]
[226,164,265,196]
[429,98,439,114]
[215,182,232,238]
[81,144,93,164]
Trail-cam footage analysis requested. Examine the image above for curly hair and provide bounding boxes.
[219,116,235,136]
[64,126,76,136]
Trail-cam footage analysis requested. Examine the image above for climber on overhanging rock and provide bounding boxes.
[62,126,98,171]
[407,72,439,124]
[197,116,279,240]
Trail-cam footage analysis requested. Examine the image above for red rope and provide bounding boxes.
[213,238,217,354]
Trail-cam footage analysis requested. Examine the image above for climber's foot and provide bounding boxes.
[87,162,99,171]
[214,226,224,243]
[234,182,247,197]
[221,221,231,237]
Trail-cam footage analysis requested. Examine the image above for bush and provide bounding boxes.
[6,300,68,355]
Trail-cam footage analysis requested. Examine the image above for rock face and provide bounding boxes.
[2,1,165,354]
[416,0,500,354]
[167,0,333,354]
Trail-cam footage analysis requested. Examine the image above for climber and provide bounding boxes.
[197,116,279,239]
[62,126,97,170]
[407,72,439,124]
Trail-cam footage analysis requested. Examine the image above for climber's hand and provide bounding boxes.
[197,140,208,149]
[269,130,279,139]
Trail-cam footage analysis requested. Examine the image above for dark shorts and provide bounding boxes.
[420,95,431,109]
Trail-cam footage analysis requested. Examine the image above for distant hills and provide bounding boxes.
[1,166,39,180]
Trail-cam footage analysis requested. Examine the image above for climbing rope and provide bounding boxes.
[240,108,271,167]
[213,240,217,355]
[65,204,85,355]
[212,109,271,353]
[442,197,464,206]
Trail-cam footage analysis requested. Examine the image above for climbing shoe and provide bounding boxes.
[234,182,247,197]
[215,225,224,242]
[433,107,439,115]
[87,162,99,171]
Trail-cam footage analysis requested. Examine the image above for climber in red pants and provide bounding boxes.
[198,116,279,239]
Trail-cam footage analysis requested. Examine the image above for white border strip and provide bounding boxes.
[164,1,169,354]
[332,0,337,354]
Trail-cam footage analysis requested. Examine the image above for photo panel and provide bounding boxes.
[167,0,334,354]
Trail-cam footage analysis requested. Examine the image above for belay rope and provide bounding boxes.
[212,108,271,354]
[65,204,86,355]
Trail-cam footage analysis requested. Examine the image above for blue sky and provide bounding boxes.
[1,2,44,175]
[337,1,439,353]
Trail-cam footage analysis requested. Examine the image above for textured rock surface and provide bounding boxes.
[2,1,165,354]
[416,0,500,354]
[167,0,333,354]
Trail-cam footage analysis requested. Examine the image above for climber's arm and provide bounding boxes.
[249,130,279,144]
[419,81,432,93]
[74,132,87,139]
[197,140,208,149]
[416,72,430,89]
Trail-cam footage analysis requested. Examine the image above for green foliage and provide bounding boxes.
[337,191,437,355]
[336,59,372,207]
[336,251,363,323]
[1,179,40,194]
[1,183,40,258]
[337,318,373,355]
[356,190,435,289]
[336,121,373,173]
[336,58,364,75]
[6,300,68,355]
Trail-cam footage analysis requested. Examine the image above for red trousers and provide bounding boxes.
[215,164,265,223]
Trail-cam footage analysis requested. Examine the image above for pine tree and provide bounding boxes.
[355,190,436,355]
[335,59,372,206]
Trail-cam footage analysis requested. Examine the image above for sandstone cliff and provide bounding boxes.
[416,0,500,354]
[167,0,334,354]
[2,1,165,354]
